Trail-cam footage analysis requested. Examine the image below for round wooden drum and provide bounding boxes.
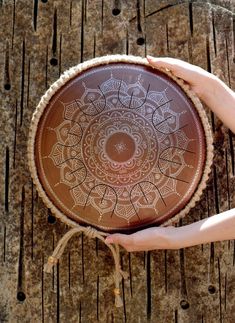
[28,55,213,232]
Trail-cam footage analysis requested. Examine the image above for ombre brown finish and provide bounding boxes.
[35,62,208,232]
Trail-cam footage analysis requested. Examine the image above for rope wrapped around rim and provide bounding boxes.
[27,54,214,307]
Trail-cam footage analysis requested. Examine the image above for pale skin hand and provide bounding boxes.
[105,56,235,251]
[146,56,235,133]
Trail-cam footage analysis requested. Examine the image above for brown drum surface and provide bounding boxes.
[33,61,209,232]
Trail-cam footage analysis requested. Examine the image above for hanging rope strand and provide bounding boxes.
[43,224,128,307]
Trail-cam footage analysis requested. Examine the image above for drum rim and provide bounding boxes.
[27,54,214,231]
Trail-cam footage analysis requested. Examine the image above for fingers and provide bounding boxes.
[146,55,204,82]
[105,228,159,252]
[105,226,178,251]
[105,234,134,251]
[147,55,181,73]
[146,55,211,99]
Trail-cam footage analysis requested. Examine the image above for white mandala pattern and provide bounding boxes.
[47,72,192,221]
[114,142,127,154]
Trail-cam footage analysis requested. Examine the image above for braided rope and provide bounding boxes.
[44,224,128,307]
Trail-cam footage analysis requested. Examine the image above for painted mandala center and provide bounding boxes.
[105,132,135,162]
[82,109,158,186]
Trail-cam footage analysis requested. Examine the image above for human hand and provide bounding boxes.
[147,56,235,133]
[105,226,179,252]
[146,56,216,102]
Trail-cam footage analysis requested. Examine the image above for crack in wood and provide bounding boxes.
[121,277,127,322]
[11,0,16,49]
[213,165,220,214]
[225,149,231,209]
[68,251,71,288]
[52,8,57,56]
[212,9,217,56]
[179,248,188,300]
[45,46,48,89]
[4,146,9,213]
[80,0,85,63]
[233,241,235,266]
[125,30,129,55]
[206,35,212,73]
[26,59,30,111]
[101,0,104,33]
[69,0,73,26]
[224,272,227,312]
[166,23,169,54]
[217,257,223,323]
[228,130,235,176]
[79,301,82,322]
[52,233,55,290]
[146,251,151,320]
[13,99,18,168]
[174,309,178,323]
[96,275,99,321]
[17,186,26,300]
[164,250,168,293]
[81,233,85,283]
[128,253,133,297]
[56,263,60,323]
[20,39,25,127]
[41,255,45,323]
[3,225,6,263]
[33,0,38,32]
[31,181,34,260]
[4,41,11,91]
[188,2,193,36]
[233,16,235,62]
[136,0,142,33]
[59,33,62,75]
[93,33,96,58]
[225,34,231,88]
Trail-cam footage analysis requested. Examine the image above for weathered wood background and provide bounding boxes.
[0,0,235,322]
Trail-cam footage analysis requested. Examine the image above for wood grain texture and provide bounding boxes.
[0,0,234,322]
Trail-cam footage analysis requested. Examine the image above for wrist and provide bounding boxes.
[198,73,220,103]
[200,74,235,133]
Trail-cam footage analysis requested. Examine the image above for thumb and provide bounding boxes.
[147,55,178,72]
[105,233,132,247]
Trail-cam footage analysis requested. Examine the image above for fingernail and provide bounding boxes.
[147,55,154,60]
[105,236,113,244]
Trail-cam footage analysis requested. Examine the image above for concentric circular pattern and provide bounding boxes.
[33,61,209,232]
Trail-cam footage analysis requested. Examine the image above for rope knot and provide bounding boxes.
[84,226,97,239]
[48,256,58,265]
[43,224,126,307]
